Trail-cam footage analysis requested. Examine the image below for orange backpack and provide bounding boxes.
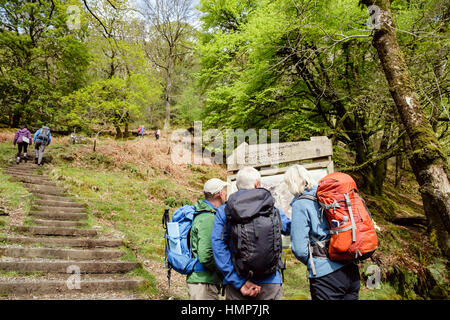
[316,172,378,262]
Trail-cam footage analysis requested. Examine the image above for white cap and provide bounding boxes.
[203,178,229,194]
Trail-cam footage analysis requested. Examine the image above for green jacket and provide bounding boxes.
[186,199,221,285]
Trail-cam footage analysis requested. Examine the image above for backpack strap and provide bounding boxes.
[308,241,317,276]
[344,193,357,243]
[298,195,317,202]
[162,208,172,287]
[296,194,327,222]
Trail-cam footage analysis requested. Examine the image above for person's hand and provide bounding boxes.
[240,280,261,298]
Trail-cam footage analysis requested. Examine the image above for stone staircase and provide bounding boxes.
[0,162,147,299]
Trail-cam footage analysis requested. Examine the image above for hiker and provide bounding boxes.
[211,166,291,300]
[186,178,229,300]
[283,164,361,300]
[33,126,52,166]
[137,126,144,138]
[13,126,32,164]
[155,129,160,140]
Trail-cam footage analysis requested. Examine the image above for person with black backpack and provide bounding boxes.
[33,126,52,166]
[211,166,291,300]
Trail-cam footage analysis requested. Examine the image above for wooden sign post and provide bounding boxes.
[226,136,334,248]
[226,136,334,200]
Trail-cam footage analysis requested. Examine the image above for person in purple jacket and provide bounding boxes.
[13,126,32,164]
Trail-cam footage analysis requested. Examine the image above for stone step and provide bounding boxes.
[6,175,50,183]
[32,194,79,203]
[7,163,38,168]
[32,206,85,213]
[0,260,140,273]
[23,183,63,192]
[32,219,87,227]
[6,167,39,172]
[26,187,66,197]
[0,236,123,248]
[10,164,40,169]
[9,176,57,187]
[34,199,85,208]
[0,246,124,260]
[5,175,50,184]
[29,211,88,221]
[4,169,43,176]
[11,162,40,166]
[14,226,97,237]
[0,277,145,296]
[5,171,39,178]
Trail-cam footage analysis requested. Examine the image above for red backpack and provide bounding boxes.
[315,172,378,261]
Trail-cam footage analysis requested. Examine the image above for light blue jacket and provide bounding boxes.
[290,185,347,278]
[211,196,291,290]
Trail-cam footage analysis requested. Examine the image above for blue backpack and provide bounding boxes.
[162,206,207,287]
[37,127,50,144]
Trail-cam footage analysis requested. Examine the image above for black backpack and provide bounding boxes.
[224,188,284,280]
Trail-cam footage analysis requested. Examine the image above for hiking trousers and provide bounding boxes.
[225,283,283,300]
[17,142,29,157]
[187,283,220,300]
[35,141,46,165]
[309,262,360,300]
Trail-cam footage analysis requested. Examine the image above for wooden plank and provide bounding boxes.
[226,136,332,171]
[227,159,331,179]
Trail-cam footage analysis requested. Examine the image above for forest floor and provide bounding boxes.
[0,129,448,299]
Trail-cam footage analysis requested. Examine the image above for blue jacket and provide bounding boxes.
[290,185,347,278]
[211,192,291,290]
[33,128,52,145]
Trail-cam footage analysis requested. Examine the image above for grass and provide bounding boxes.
[282,251,311,300]
[0,175,32,223]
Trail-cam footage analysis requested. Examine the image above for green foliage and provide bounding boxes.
[0,0,90,129]
[62,74,161,135]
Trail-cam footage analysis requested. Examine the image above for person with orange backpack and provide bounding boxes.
[284,165,378,300]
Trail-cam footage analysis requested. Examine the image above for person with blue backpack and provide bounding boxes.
[163,178,229,300]
[211,166,291,300]
[186,178,229,299]
[33,126,51,166]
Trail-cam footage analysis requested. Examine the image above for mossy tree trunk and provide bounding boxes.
[360,0,450,256]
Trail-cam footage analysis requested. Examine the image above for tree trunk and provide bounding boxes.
[124,122,129,138]
[115,124,122,139]
[361,0,450,257]
[164,58,174,130]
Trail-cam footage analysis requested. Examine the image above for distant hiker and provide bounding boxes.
[211,166,291,300]
[284,165,363,300]
[155,129,160,140]
[33,126,52,166]
[13,126,32,164]
[137,126,144,138]
[186,178,229,300]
